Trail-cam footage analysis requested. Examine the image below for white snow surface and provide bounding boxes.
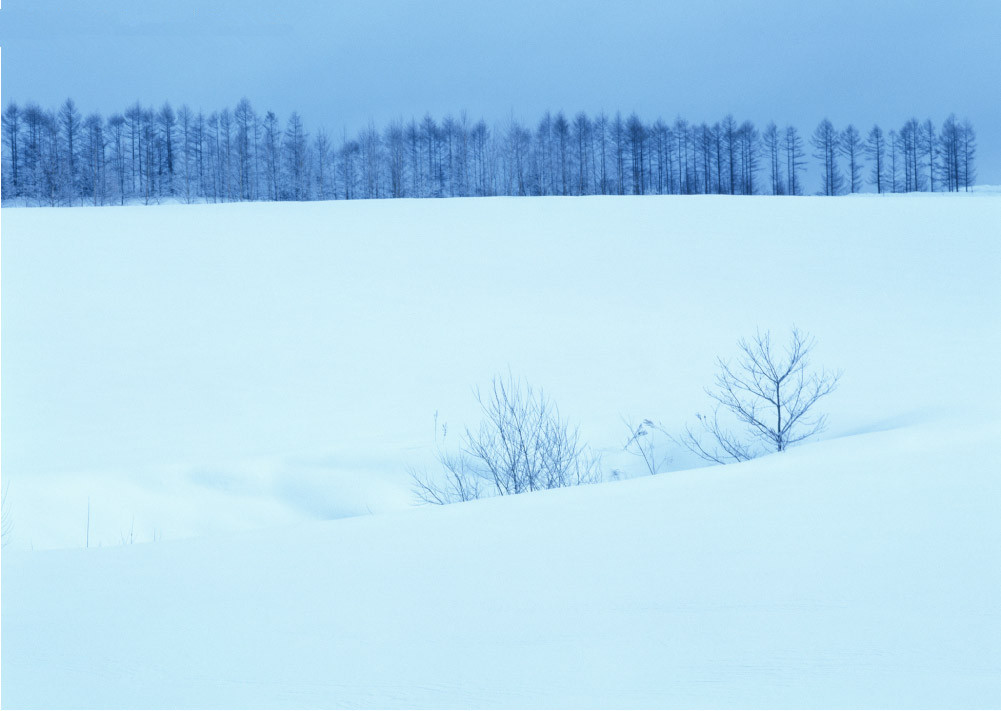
[2,193,1001,707]
[3,421,1000,708]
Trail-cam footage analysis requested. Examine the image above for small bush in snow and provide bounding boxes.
[412,374,602,505]
[680,328,841,464]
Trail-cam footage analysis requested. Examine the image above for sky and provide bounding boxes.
[1,0,999,185]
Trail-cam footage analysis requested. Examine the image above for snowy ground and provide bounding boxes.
[2,193,1001,708]
[2,421,999,708]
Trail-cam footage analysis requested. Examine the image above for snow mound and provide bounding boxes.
[3,418,1000,708]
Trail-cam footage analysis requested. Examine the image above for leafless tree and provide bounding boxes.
[680,329,841,464]
[763,122,782,195]
[840,124,864,194]
[865,125,886,193]
[812,119,842,196]
[412,375,601,505]
[960,119,976,192]
[783,125,805,196]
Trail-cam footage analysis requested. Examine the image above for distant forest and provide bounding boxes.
[1,99,977,205]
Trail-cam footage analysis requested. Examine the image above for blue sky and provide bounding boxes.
[2,0,999,184]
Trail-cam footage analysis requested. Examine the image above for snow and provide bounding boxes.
[2,193,1001,707]
[3,420,1000,708]
[3,193,1000,550]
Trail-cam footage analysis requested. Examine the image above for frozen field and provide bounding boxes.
[2,193,1001,707]
[3,193,1000,550]
[3,419,999,709]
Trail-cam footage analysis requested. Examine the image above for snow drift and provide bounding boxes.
[3,419,999,708]
[2,192,1000,707]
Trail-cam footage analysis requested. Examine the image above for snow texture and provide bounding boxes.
[2,193,1000,708]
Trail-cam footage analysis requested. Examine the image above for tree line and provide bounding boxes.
[1,98,977,206]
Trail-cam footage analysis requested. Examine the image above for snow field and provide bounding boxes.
[3,419,1000,708]
[2,192,1001,707]
[2,193,999,549]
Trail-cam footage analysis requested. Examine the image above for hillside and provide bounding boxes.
[3,419,999,708]
[3,193,999,550]
[2,193,1000,707]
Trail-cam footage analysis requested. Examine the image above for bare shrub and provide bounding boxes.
[622,418,671,475]
[410,444,483,505]
[681,328,841,464]
[412,374,602,504]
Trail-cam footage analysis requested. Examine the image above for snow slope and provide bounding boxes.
[3,419,1000,709]
[2,193,1001,707]
[2,193,1000,550]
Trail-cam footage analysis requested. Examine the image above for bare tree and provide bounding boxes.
[262,110,280,200]
[412,375,601,505]
[157,103,176,197]
[783,125,805,196]
[763,122,782,195]
[900,118,922,192]
[59,98,82,203]
[3,103,22,200]
[82,113,106,205]
[888,129,901,192]
[960,119,976,192]
[865,124,885,193]
[840,124,864,194]
[283,111,309,200]
[811,119,842,196]
[680,329,841,464]
[234,98,255,200]
[722,113,738,195]
[738,120,759,195]
[921,119,937,193]
[627,113,647,195]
